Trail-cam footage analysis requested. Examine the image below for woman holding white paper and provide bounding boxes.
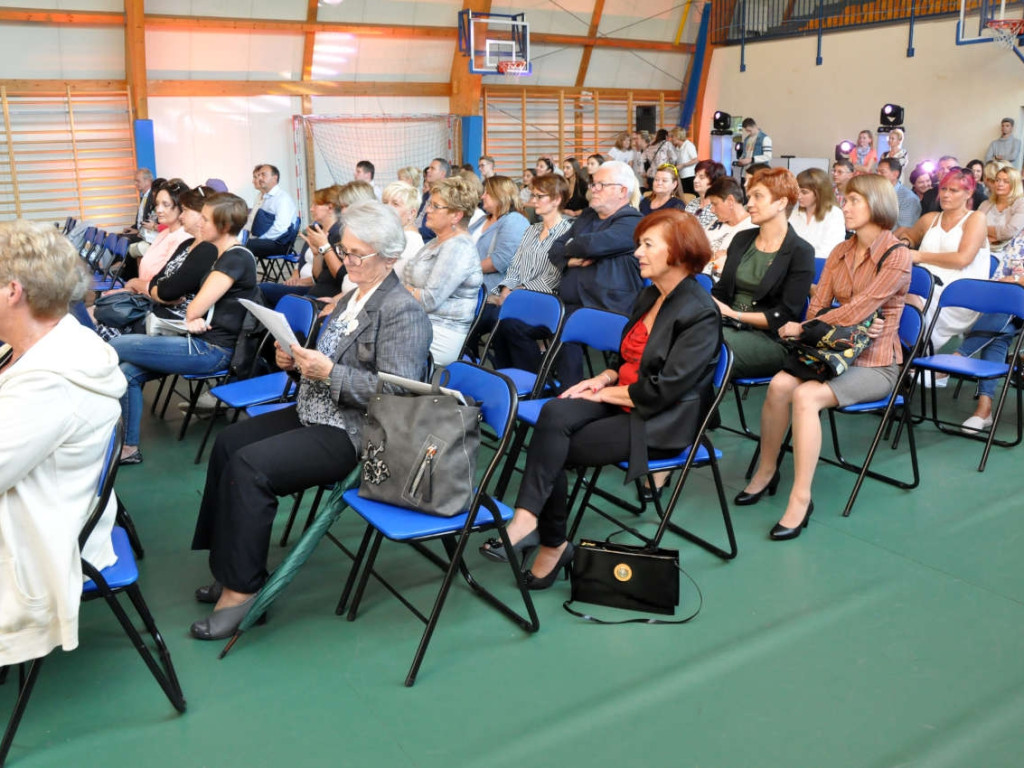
[110,193,259,465]
[188,201,432,641]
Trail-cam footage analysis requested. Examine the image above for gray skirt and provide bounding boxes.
[827,363,900,408]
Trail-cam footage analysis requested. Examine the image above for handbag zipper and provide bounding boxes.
[410,444,438,501]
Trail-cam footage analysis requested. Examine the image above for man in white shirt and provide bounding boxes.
[246,164,299,258]
[704,176,757,278]
[354,160,382,200]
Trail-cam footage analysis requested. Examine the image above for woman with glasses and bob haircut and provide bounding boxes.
[739,175,911,541]
[400,175,483,365]
[190,201,432,641]
[479,208,721,585]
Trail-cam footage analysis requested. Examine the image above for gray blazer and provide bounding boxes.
[319,270,433,450]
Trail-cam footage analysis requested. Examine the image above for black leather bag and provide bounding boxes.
[563,539,700,624]
[358,371,481,518]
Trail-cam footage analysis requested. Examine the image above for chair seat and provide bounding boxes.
[184,368,229,381]
[914,353,1010,379]
[516,397,552,425]
[246,402,296,418]
[211,372,294,408]
[83,527,138,593]
[734,376,773,386]
[265,252,299,263]
[342,488,512,541]
[616,443,720,472]
[497,367,539,397]
[839,395,904,414]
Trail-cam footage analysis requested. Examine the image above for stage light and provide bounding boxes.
[713,111,732,132]
[835,140,855,162]
[880,104,904,128]
[919,160,936,174]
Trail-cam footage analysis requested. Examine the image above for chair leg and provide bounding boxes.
[177,380,205,440]
[301,485,327,534]
[150,376,168,416]
[336,526,375,615]
[0,659,44,768]
[493,422,529,500]
[346,531,384,621]
[159,375,179,419]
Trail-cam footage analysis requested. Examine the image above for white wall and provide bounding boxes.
[699,18,1024,169]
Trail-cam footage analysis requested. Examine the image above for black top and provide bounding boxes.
[639,196,686,216]
[622,277,722,480]
[152,240,218,304]
[202,245,260,349]
[712,224,815,332]
[307,220,345,300]
[564,180,590,214]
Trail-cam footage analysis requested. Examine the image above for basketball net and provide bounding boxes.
[987,18,1024,49]
[497,59,528,84]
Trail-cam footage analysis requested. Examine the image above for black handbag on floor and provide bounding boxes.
[563,539,701,625]
[358,371,481,518]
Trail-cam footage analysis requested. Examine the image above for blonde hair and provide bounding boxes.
[398,166,422,190]
[431,176,481,225]
[457,169,483,200]
[0,220,88,318]
[337,181,376,207]
[382,181,421,215]
[991,165,1024,204]
[483,175,524,218]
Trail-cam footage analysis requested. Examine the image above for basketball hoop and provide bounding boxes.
[987,18,1024,49]
[497,59,529,83]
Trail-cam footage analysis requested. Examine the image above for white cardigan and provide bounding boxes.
[789,205,847,260]
[0,316,126,666]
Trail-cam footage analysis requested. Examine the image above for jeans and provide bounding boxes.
[957,313,1017,399]
[110,334,233,446]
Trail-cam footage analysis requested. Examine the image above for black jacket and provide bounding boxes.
[623,276,722,480]
[712,224,815,332]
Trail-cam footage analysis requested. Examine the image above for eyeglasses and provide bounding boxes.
[332,245,378,265]
[657,164,679,176]
[588,181,625,192]
[427,202,451,212]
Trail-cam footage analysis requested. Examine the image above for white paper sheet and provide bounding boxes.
[239,299,300,357]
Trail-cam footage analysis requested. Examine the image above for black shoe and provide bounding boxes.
[769,501,814,541]
[189,595,265,640]
[524,542,575,591]
[734,470,781,506]
[194,582,223,604]
[479,529,539,564]
[118,448,143,466]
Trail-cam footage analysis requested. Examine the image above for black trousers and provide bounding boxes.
[490,308,586,390]
[191,407,358,593]
[247,237,289,258]
[514,399,673,547]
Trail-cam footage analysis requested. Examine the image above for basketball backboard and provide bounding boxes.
[457,10,531,76]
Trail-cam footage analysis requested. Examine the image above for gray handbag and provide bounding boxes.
[358,371,481,517]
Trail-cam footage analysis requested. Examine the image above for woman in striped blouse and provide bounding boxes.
[488,173,572,371]
[737,174,911,541]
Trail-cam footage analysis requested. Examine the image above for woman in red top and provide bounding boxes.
[736,175,911,540]
[479,208,722,588]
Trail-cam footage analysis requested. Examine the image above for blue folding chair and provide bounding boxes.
[259,216,301,281]
[478,289,565,398]
[492,307,629,498]
[193,295,319,463]
[695,272,713,292]
[913,279,1024,471]
[334,362,538,686]
[824,305,924,516]
[0,423,185,766]
[813,257,828,285]
[566,344,737,560]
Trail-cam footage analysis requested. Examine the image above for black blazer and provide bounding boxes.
[712,224,815,332]
[622,276,722,480]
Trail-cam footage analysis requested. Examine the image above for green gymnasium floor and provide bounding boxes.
[4,383,1024,768]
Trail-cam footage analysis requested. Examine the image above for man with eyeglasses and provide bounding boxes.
[548,160,644,387]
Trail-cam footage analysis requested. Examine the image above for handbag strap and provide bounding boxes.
[561,562,704,625]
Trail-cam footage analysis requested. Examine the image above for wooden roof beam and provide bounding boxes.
[575,0,606,88]
[147,80,452,98]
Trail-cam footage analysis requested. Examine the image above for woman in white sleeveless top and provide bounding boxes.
[896,168,989,351]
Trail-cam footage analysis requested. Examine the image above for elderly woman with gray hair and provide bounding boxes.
[0,221,126,667]
[189,201,433,641]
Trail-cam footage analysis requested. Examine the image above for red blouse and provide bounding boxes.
[616,315,650,411]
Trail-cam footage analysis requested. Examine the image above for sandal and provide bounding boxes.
[119,448,143,466]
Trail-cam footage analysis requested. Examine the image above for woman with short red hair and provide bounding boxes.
[478,208,722,588]
[712,167,816,378]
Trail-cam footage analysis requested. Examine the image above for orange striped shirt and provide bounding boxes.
[807,231,912,368]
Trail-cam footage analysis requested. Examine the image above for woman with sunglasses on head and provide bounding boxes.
[400,175,484,365]
[895,167,990,353]
[189,201,432,641]
[640,163,687,215]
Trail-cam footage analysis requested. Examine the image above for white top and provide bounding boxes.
[0,316,126,666]
[675,140,698,179]
[788,205,847,260]
[919,209,990,287]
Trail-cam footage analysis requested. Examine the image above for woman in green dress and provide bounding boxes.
[710,168,815,378]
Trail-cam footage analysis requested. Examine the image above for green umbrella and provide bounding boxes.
[219,467,361,659]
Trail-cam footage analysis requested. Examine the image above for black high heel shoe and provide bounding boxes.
[524,542,575,591]
[479,529,539,564]
[734,470,781,506]
[769,500,814,541]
